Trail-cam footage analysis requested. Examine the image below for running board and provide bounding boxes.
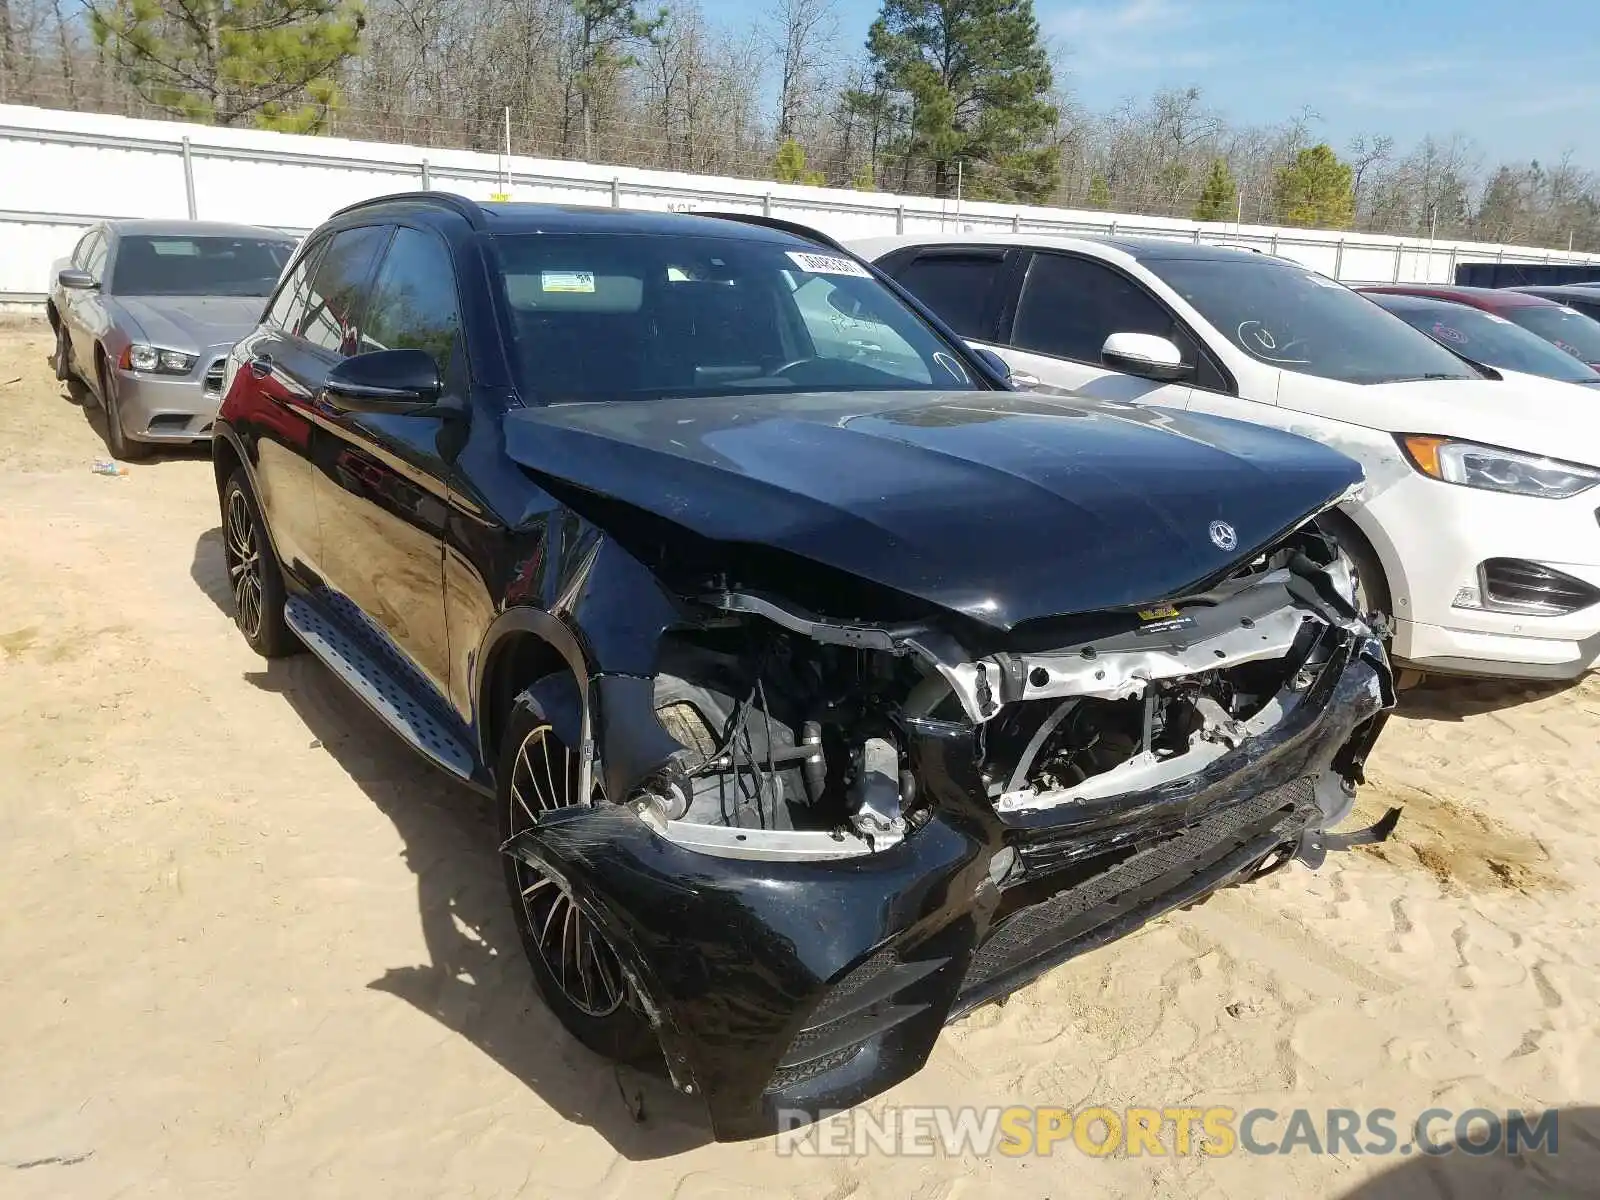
[284,596,477,781]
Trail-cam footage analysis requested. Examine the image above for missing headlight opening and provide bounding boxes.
[620,521,1389,862]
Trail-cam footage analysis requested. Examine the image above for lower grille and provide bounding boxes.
[765,948,947,1094]
[1480,558,1600,616]
[203,359,226,397]
[959,777,1314,1002]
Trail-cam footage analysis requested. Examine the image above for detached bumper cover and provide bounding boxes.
[504,635,1393,1140]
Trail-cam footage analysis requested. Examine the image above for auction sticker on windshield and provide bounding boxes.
[787,251,873,278]
[541,271,596,294]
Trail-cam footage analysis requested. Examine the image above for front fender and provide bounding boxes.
[504,803,994,1140]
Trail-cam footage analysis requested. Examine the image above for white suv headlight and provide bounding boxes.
[1398,435,1600,499]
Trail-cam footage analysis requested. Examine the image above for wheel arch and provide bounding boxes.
[212,427,246,502]
[1320,503,1408,616]
[475,609,593,780]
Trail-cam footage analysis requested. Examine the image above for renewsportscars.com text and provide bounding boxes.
[774,1105,1560,1158]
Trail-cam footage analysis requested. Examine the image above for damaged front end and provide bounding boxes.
[502,523,1396,1140]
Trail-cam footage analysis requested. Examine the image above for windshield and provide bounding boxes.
[1506,305,1600,365]
[1372,298,1600,383]
[1146,258,1478,384]
[111,235,296,297]
[492,233,978,402]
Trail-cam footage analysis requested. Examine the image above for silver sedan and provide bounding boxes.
[48,219,299,460]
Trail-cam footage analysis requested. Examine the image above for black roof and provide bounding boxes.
[331,192,838,248]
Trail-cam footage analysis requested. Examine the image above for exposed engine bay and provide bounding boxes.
[626,523,1385,858]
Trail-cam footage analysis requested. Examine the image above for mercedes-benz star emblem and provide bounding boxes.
[1209,520,1238,552]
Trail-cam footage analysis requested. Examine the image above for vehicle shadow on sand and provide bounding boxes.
[1335,1106,1600,1199]
[59,378,213,466]
[1394,674,1581,723]
[189,532,714,1161]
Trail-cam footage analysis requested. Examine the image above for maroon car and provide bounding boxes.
[1361,283,1600,370]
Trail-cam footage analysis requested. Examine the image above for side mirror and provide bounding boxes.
[322,348,444,414]
[1101,332,1192,383]
[58,268,97,290]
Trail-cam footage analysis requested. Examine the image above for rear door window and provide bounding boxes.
[889,250,1007,340]
[295,225,391,357]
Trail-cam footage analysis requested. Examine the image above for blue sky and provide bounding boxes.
[699,0,1600,168]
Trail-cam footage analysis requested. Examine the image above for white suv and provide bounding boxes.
[854,233,1600,681]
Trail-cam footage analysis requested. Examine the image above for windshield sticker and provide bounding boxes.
[785,251,872,278]
[541,271,596,294]
[1482,312,1513,324]
[1431,323,1468,344]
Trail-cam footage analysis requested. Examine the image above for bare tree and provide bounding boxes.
[764,0,835,146]
[1346,132,1392,217]
[6,0,1600,251]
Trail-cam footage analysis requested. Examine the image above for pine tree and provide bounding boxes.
[1272,144,1355,228]
[1086,173,1111,210]
[1193,157,1237,222]
[89,0,364,130]
[772,138,826,185]
[1475,166,1524,243]
[864,0,1058,202]
[564,0,666,159]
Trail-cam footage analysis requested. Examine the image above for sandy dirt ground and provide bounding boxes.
[2,323,1598,1198]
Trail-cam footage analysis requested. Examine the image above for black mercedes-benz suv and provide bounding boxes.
[213,192,1397,1139]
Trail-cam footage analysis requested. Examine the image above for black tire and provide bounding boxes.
[51,320,73,382]
[497,690,658,1064]
[220,469,299,658]
[99,357,152,462]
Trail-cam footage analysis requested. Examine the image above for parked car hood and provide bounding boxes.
[503,390,1362,631]
[113,295,267,352]
[1283,373,1600,467]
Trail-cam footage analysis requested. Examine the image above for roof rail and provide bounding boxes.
[698,212,849,255]
[330,191,488,230]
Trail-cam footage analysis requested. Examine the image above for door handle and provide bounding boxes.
[248,354,273,379]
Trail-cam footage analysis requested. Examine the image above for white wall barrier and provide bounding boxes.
[4,102,1598,305]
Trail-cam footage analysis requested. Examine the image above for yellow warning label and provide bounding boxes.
[1137,605,1181,622]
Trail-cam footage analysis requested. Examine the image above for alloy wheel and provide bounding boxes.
[507,725,628,1018]
[224,488,264,640]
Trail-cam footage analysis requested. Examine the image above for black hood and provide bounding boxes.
[503,390,1362,631]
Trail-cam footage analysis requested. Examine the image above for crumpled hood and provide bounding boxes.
[114,295,266,352]
[504,390,1363,630]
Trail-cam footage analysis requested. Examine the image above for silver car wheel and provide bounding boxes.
[507,725,627,1019]
[224,488,263,640]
